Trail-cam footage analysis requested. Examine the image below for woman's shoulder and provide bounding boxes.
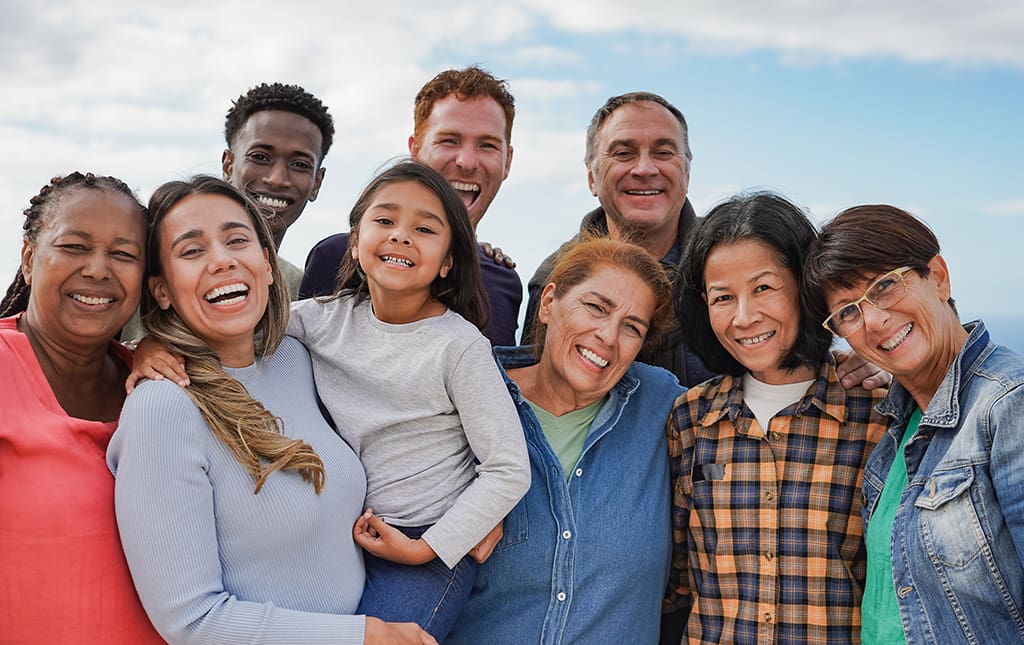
[628,361,686,395]
[121,378,203,427]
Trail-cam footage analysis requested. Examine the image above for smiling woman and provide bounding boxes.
[0,172,164,643]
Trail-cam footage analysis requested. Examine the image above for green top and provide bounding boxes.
[526,397,604,481]
[862,407,922,645]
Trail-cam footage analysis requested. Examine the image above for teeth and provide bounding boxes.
[578,347,609,368]
[71,294,114,305]
[450,181,480,193]
[738,331,775,346]
[205,283,248,302]
[382,255,413,267]
[626,189,662,195]
[256,195,289,210]
[881,323,912,351]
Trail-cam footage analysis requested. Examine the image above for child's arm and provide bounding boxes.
[352,509,437,565]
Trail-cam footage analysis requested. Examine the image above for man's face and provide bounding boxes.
[222,110,325,246]
[409,94,512,229]
[587,101,690,242]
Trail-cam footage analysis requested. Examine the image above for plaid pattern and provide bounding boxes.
[665,361,887,644]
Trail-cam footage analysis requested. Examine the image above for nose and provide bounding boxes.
[593,316,617,347]
[263,159,290,187]
[455,144,478,170]
[733,296,762,328]
[860,300,890,331]
[207,242,238,272]
[388,227,412,246]
[630,149,658,177]
[80,250,112,279]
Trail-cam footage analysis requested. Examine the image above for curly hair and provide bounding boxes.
[1,172,146,317]
[144,175,325,494]
[224,82,335,160]
[413,66,515,145]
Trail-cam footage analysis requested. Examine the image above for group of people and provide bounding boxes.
[1,64,1022,645]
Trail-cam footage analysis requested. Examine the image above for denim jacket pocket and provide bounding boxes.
[493,499,528,551]
[914,466,983,568]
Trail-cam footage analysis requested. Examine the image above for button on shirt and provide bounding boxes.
[447,346,684,645]
[666,361,887,644]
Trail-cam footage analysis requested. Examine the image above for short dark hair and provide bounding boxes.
[225,82,334,160]
[413,66,515,145]
[676,192,832,377]
[334,159,490,330]
[584,92,692,167]
[802,204,954,322]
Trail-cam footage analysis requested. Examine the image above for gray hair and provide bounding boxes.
[584,92,692,167]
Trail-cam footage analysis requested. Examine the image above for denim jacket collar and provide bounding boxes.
[876,320,991,431]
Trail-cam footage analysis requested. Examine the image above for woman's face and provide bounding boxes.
[21,189,145,344]
[703,239,806,384]
[538,263,655,404]
[824,255,956,387]
[149,193,272,367]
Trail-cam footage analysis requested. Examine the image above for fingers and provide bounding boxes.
[469,521,504,563]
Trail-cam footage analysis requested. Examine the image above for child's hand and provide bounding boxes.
[468,521,504,563]
[353,508,437,565]
[126,336,189,394]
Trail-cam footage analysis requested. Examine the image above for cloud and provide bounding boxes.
[982,199,1024,217]
[522,0,1024,69]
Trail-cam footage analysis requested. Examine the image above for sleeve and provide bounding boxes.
[300,233,349,299]
[108,381,365,645]
[663,389,697,618]
[420,337,531,568]
[287,299,315,343]
[988,382,1024,569]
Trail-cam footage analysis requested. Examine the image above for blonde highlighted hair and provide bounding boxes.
[143,175,325,494]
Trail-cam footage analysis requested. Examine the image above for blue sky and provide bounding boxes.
[2,1,1022,349]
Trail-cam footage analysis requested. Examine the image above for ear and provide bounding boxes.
[439,254,453,279]
[349,232,359,262]
[503,144,513,181]
[148,276,172,310]
[263,247,274,285]
[586,163,598,197]
[309,166,326,202]
[538,282,558,325]
[408,134,420,159]
[20,240,34,286]
[221,149,235,182]
[928,254,952,302]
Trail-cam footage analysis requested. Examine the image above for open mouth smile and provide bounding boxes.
[737,330,775,346]
[381,255,414,268]
[253,194,291,211]
[70,293,115,306]
[205,283,249,306]
[880,323,913,351]
[577,346,609,368]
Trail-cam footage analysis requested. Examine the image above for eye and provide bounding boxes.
[709,294,733,305]
[438,137,458,146]
[415,226,436,235]
[870,277,897,297]
[754,284,772,293]
[480,142,499,150]
[583,301,606,315]
[837,304,861,323]
[623,322,645,338]
[110,249,139,261]
[611,149,635,161]
[246,152,271,164]
[57,243,88,254]
[227,236,250,246]
[652,149,676,160]
[290,160,313,171]
[372,216,394,226]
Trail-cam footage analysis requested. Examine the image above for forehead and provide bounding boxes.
[704,239,792,282]
[44,188,142,235]
[422,94,508,141]
[566,264,656,311]
[370,180,445,211]
[596,101,684,147]
[233,109,323,160]
[161,193,252,235]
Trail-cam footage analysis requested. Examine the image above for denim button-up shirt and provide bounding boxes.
[447,346,684,645]
[863,320,1024,644]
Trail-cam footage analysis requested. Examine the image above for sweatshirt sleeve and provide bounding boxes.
[421,337,531,567]
[108,381,365,645]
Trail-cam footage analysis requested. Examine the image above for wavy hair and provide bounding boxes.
[144,175,324,494]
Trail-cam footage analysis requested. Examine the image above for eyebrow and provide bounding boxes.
[433,129,504,145]
[605,137,680,151]
[586,290,651,328]
[247,142,317,161]
[171,221,253,247]
[60,229,142,250]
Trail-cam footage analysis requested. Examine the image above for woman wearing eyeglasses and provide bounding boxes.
[804,204,1024,644]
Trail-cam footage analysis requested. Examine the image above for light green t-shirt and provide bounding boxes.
[862,407,922,645]
[526,397,604,481]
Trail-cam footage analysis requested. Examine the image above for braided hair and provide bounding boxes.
[225,83,335,159]
[1,172,146,317]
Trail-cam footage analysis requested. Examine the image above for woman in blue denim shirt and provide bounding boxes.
[805,204,1024,644]
[447,236,684,645]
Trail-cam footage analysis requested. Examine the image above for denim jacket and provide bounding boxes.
[447,346,684,645]
[862,320,1024,644]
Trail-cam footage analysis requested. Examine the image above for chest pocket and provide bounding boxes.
[914,466,983,568]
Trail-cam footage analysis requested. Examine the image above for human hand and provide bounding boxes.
[364,617,438,645]
[479,241,516,269]
[126,336,189,394]
[353,509,436,565]
[834,347,891,390]
[468,521,503,563]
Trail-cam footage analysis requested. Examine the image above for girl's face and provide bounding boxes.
[703,239,810,384]
[148,193,273,367]
[351,180,453,307]
[21,189,145,344]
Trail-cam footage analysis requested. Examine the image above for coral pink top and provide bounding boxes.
[0,316,163,644]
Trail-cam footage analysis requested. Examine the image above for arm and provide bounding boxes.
[109,382,366,644]
[662,391,696,626]
[988,383,1024,567]
[833,347,891,390]
[420,338,531,568]
[125,335,189,393]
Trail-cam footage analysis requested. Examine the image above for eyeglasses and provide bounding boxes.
[822,267,913,338]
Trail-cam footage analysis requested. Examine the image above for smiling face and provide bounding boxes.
[222,109,325,246]
[409,94,512,229]
[351,180,453,321]
[587,101,690,252]
[703,239,814,385]
[537,263,655,407]
[21,189,145,344]
[825,255,963,402]
[148,193,273,367]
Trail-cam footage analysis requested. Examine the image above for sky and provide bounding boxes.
[2,0,1022,350]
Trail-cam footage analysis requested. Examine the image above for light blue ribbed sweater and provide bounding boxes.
[109,337,368,644]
